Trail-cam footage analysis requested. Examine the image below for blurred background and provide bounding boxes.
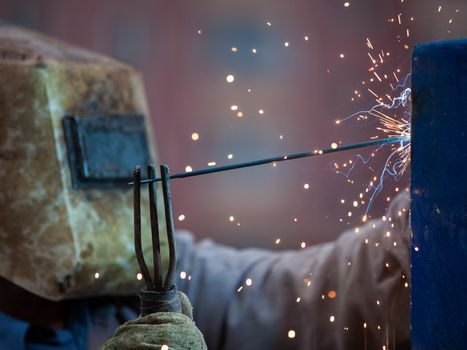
[1,0,466,249]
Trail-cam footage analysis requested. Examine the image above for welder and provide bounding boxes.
[0,26,410,350]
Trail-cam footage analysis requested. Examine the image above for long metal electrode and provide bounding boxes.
[130,136,408,185]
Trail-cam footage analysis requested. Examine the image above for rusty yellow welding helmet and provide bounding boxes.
[0,25,168,300]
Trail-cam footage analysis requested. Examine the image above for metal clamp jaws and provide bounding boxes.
[133,164,179,316]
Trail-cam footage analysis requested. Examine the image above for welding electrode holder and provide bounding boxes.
[133,164,180,316]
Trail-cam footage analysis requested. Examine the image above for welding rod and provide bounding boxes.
[129,136,408,185]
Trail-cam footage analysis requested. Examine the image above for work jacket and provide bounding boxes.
[176,192,410,349]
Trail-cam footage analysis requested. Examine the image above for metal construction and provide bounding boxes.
[411,39,467,349]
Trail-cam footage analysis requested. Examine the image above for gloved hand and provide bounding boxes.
[101,291,207,350]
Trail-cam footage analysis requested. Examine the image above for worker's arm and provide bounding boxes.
[175,192,411,350]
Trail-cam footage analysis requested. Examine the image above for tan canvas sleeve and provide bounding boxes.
[175,192,410,350]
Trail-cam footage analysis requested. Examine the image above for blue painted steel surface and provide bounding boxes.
[411,39,467,349]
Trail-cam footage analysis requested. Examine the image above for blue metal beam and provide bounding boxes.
[411,39,467,349]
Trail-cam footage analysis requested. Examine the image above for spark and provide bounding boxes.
[208,161,217,167]
[258,109,265,115]
[229,216,235,222]
[304,183,310,189]
[367,88,379,98]
[191,132,199,141]
[178,214,186,221]
[231,47,238,53]
[344,2,350,7]
[300,242,306,248]
[288,330,296,339]
[230,105,238,111]
[245,278,253,286]
[94,272,100,279]
[330,315,336,322]
[237,111,244,118]
[226,74,235,83]
[284,41,290,47]
[227,154,234,159]
[336,73,411,214]
[136,273,143,280]
[185,166,193,173]
[180,271,187,279]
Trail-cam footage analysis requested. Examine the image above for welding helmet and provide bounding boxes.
[0,25,167,300]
